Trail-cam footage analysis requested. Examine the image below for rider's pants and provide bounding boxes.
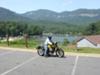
[44,45,48,56]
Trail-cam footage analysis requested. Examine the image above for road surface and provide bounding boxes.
[0,49,100,75]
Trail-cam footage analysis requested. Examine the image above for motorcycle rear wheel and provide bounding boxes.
[37,48,44,56]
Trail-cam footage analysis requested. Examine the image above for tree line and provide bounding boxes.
[84,21,100,35]
[1,20,99,37]
[0,21,43,37]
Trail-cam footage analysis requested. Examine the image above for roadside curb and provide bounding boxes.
[0,46,100,58]
[0,47,36,52]
[66,52,100,58]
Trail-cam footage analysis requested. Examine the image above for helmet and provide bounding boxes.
[48,36,52,40]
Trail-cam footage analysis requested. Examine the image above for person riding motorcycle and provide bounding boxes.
[44,36,53,56]
[37,36,64,57]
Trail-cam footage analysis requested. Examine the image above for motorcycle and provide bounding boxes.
[36,42,64,57]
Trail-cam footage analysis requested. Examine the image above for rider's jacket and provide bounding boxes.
[44,38,52,45]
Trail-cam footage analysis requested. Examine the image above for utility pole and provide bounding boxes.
[6,34,9,46]
[24,34,28,48]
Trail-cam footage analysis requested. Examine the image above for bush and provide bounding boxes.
[63,39,69,46]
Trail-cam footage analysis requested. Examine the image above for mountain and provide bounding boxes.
[23,9,100,25]
[0,7,31,22]
[0,7,100,25]
[22,9,58,22]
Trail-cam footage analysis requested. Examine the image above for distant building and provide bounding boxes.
[77,35,100,48]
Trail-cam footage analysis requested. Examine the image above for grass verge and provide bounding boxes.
[0,38,40,49]
[62,46,100,54]
[0,39,100,54]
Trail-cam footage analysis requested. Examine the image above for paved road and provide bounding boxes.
[0,49,100,75]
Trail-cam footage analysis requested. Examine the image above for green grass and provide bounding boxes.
[0,38,40,49]
[0,39,100,54]
[62,46,100,54]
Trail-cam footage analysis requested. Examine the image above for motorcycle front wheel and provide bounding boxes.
[56,48,64,57]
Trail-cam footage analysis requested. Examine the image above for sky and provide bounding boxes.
[0,0,100,13]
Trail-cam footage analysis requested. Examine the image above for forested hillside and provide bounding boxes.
[23,9,100,25]
[0,7,100,25]
[0,21,85,37]
[0,21,43,36]
[0,7,100,36]
[84,21,100,35]
[0,7,31,22]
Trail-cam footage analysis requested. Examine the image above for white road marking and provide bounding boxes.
[71,56,79,75]
[0,52,13,56]
[0,56,39,75]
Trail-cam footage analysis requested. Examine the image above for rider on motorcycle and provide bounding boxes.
[44,36,53,56]
[37,36,64,57]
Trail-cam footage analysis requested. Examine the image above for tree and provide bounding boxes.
[63,39,69,46]
[85,23,97,35]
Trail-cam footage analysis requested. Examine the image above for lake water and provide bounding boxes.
[32,34,78,43]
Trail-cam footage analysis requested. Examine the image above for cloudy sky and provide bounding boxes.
[0,0,100,13]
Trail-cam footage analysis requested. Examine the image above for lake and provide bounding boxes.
[31,34,79,43]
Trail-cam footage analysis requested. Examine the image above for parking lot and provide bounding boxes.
[0,49,100,75]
